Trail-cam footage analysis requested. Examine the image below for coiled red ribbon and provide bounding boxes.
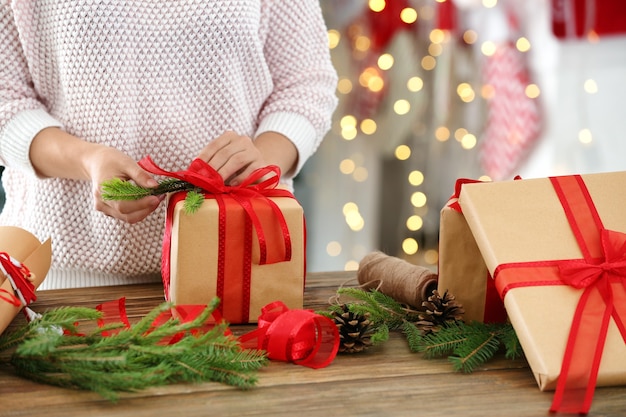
[239,301,339,369]
[139,156,297,323]
[493,175,626,414]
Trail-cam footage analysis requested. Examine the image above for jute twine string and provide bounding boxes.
[356,251,438,308]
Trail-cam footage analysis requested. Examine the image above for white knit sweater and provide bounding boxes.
[0,1,337,289]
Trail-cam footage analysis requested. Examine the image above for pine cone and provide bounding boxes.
[332,304,373,353]
[415,290,465,335]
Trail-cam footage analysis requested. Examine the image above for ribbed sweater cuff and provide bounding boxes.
[255,112,317,178]
[39,269,162,290]
[1,108,63,175]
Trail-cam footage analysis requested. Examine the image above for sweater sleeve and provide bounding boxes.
[0,3,62,175]
[256,0,338,179]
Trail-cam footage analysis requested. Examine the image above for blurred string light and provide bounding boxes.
[323,0,551,267]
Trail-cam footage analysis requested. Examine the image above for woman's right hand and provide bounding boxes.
[86,146,164,223]
[30,127,163,223]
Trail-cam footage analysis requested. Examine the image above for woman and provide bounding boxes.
[0,1,338,289]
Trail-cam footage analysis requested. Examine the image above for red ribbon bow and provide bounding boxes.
[139,156,293,266]
[559,229,626,289]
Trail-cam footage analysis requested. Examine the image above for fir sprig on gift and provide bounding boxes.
[324,287,522,373]
[101,178,205,213]
[0,299,268,401]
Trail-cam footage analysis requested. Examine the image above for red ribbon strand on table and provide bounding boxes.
[492,175,626,415]
[95,298,339,368]
[139,156,296,323]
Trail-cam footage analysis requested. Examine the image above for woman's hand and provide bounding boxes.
[197,130,298,185]
[197,131,267,186]
[30,127,162,223]
[86,146,163,223]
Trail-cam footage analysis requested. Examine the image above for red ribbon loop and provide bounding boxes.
[239,301,339,369]
[0,252,35,306]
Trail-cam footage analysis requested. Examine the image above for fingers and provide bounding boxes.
[89,147,163,223]
[95,195,164,224]
[198,131,265,185]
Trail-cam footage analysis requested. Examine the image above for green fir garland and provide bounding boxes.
[323,287,522,373]
[0,299,268,401]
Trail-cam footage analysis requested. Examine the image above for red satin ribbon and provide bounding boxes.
[492,175,626,415]
[239,301,340,369]
[0,252,35,310]
[95,298,339,368]
[139,156,296,323]
[93,298,229,344]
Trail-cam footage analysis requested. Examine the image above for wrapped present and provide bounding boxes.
[140,157,305,324]
[0,226,52,334]
[437,179,506,323]
[459,172,626,414]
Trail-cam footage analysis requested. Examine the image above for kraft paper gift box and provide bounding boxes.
[164,189,305,325]
[0,226,52,335]
[458,172,626,413]
[437,179,506,323]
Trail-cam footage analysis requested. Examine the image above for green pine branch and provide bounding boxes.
[323,287,522,373]
[0,299,268,401]
[322,287,421,345]
[410,321,522,373]
[101,178,204,214]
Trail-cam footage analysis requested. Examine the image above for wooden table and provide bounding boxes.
[1,271,624,417]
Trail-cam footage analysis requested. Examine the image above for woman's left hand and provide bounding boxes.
[197,131,267,186]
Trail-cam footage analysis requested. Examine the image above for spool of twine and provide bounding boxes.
[357,251,438,308]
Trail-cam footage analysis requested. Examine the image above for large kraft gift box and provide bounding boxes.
[437,179,506,323]
[0,226,52,334]
[458,172,626,413]
[164,187,305,325]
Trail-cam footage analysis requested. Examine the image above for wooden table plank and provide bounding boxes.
[1,271,625,417]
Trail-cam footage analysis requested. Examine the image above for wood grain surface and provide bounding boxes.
[1,271,624,417]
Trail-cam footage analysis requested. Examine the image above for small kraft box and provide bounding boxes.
[458,172,626,414]
[156,161,306,325]
[437,179,506,323]
[0,226,51,335]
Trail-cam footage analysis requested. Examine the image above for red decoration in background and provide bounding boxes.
[347,0,417,120]
[364,0,414,52]
[552,0,626,39]
[479,40,542,180]
[436,0,457,31]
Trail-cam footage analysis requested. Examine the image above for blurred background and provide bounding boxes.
[295,0,626,272]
